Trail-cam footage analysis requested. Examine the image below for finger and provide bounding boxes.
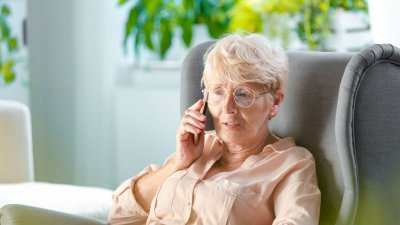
[184,108,207,122]
[182,114,206,130]
[193,128,204,146]
[177,123,200,142]
[181,122,203,135]
[187,99,204,111]
[177,130,190,141]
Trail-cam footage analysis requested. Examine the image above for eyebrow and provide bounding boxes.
[206,84,265,93]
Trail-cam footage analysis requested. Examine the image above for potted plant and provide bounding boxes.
[0,2,19,85]
[118,0,236,59]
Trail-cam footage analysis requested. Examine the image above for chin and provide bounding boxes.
[218,131,245,144]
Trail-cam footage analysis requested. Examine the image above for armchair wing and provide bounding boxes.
[336,44,400,225]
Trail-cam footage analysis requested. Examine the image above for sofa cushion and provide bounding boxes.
[0,182,112,221]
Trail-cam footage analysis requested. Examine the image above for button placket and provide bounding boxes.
[182,179,198,223]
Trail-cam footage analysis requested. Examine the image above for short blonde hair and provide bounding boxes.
[202,33,288,96]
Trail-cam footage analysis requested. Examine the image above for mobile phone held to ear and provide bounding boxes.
[194,96,208,145]
[200,99,208,116]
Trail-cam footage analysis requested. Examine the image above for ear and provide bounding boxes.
[269,92,284,119]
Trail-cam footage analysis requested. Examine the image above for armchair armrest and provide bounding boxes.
[0,204,107,225]
[0,100,34,183]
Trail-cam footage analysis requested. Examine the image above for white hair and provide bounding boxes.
[202,33,288,96]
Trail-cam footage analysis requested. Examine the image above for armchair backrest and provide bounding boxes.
[270,51,354,225]
[0,100,34,183]
[180,41,355,225]
[336,44,400,225]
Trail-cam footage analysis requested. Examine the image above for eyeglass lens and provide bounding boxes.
[207,87,255,108]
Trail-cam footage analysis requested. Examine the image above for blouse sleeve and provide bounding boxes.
[108,164,161,225]
[272,148,321,225]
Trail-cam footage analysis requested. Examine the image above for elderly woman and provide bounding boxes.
[108,34,320,225]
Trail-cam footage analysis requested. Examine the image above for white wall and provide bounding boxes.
[368,0,400,47]
[28,0,124,187]
[115,66,181,183]
[28,0,77,184]
[27,0,183,189]
[72,0,123,189]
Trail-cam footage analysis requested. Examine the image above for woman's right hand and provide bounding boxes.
[173,99,207,171]
[130,100,206,212]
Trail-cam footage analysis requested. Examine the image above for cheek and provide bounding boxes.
[208,107,220,126]
[242,112,269,130]
[242,104,270,129]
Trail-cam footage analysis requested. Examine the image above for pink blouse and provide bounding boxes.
[108,132,321,225]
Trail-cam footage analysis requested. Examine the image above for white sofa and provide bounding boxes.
[0,100,112,223]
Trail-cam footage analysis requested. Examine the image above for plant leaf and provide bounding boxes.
[0,19,10,40]
[144,18,154,50]
[160,18,172,59]
[181,22,192,47]
[183,0,195,10]
[134,31,141,58]
[143,0,161,15]
[1,60,15,84]
[123,4,141,47]
[181,12,194,47]
[8,37,18,51]
[1,5,10,16]
[117,0,129,6]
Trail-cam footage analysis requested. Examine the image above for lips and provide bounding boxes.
[221,121,240,128]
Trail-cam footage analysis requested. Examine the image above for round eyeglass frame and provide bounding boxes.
[202,86,270,108]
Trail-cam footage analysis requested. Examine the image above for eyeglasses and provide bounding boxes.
[203,86,270,108]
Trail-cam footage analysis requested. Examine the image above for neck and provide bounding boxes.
[218,133,277,170]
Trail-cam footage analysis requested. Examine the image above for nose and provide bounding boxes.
[222,92,237,113]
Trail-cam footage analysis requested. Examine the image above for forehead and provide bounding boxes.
[206,81,265,91]
[203,68,266,90]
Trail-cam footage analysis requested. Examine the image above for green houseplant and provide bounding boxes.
[119,0,368,59]
[229,0,368,50]
[118,0,235,59]
[0,2,18,84]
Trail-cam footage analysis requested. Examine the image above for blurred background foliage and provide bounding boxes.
[231,0,368,49]
[120,0,368,59]
[0,2,19,84]
[0,0,369,84]
[119,0,235,59]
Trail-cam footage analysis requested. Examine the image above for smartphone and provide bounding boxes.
[194,94,208,145]
[200,99,208,117]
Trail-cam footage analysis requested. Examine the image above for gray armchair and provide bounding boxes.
[181,42,400,225]
[180,41,355,225]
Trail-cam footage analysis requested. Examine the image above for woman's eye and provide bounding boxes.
[213,88,225,96]
[237,92,249,97]
[236,90,252,98]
